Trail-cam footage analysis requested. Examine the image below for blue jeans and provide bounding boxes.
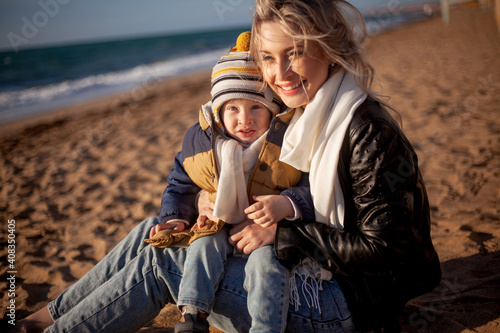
[46,217,355,333]
[178,226,289,333]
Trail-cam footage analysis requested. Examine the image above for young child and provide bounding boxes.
[147,32,313,333]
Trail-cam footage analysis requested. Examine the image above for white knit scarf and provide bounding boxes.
[280,69,366,228]
[281,69,366,313]
[212,133,267,224]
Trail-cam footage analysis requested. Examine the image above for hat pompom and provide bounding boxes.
[210,30,281,127]
[236,32,251,52]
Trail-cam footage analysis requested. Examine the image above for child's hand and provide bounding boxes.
[244,195,294,228]
[149,221,185,239]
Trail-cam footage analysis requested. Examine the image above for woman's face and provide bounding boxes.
[257,21,330,109]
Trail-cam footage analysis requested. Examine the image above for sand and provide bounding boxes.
[1,4,499,333]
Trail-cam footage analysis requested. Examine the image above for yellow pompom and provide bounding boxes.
[236,31,251,52]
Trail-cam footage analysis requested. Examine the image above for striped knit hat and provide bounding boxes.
[211,32,281,128]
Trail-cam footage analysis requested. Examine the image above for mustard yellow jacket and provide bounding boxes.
[159,107,313,227]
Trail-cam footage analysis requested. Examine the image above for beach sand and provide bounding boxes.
[1,4,499,332]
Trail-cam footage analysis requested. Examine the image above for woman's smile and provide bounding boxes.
[277,80,303,95]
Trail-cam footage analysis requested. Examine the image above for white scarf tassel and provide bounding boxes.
[289,258,328,314]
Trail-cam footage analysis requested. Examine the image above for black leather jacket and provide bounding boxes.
[275,98,441,331]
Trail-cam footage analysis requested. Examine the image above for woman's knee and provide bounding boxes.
[141,216,161,230]
[132,217,161,247]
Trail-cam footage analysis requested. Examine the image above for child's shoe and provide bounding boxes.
[174,312,209,333]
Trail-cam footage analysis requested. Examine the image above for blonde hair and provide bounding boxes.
[251,0,376,97]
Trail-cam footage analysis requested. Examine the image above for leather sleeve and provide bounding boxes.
[275,118,421,277]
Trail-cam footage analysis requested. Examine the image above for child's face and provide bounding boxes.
[221,99,271,144]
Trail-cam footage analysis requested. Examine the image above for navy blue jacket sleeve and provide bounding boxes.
[281,172,314,221]
[159,150,201,225]
[159,122,210,225]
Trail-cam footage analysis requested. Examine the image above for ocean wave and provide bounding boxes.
[0,48,228,122]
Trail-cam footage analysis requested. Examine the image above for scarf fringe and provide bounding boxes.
[289,260,326,314]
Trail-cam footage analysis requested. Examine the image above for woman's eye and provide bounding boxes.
[288,50,304,59]
[261,55,273,62]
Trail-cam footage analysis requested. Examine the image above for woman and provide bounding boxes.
[15,1,440,332]
[243,0,441,331]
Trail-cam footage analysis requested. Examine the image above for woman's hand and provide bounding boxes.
[197,190,216,221]
[192,215,214,230]
[149,221,185,239]
[229,219,277,255]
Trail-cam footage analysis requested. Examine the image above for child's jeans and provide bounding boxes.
[177,225,290,332]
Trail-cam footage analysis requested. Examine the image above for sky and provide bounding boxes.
[0,0,430,52]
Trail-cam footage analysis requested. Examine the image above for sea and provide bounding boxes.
[0,3,439,123]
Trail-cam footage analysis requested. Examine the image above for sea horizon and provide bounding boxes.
[0,26,250,123]
[0,2,441,124]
